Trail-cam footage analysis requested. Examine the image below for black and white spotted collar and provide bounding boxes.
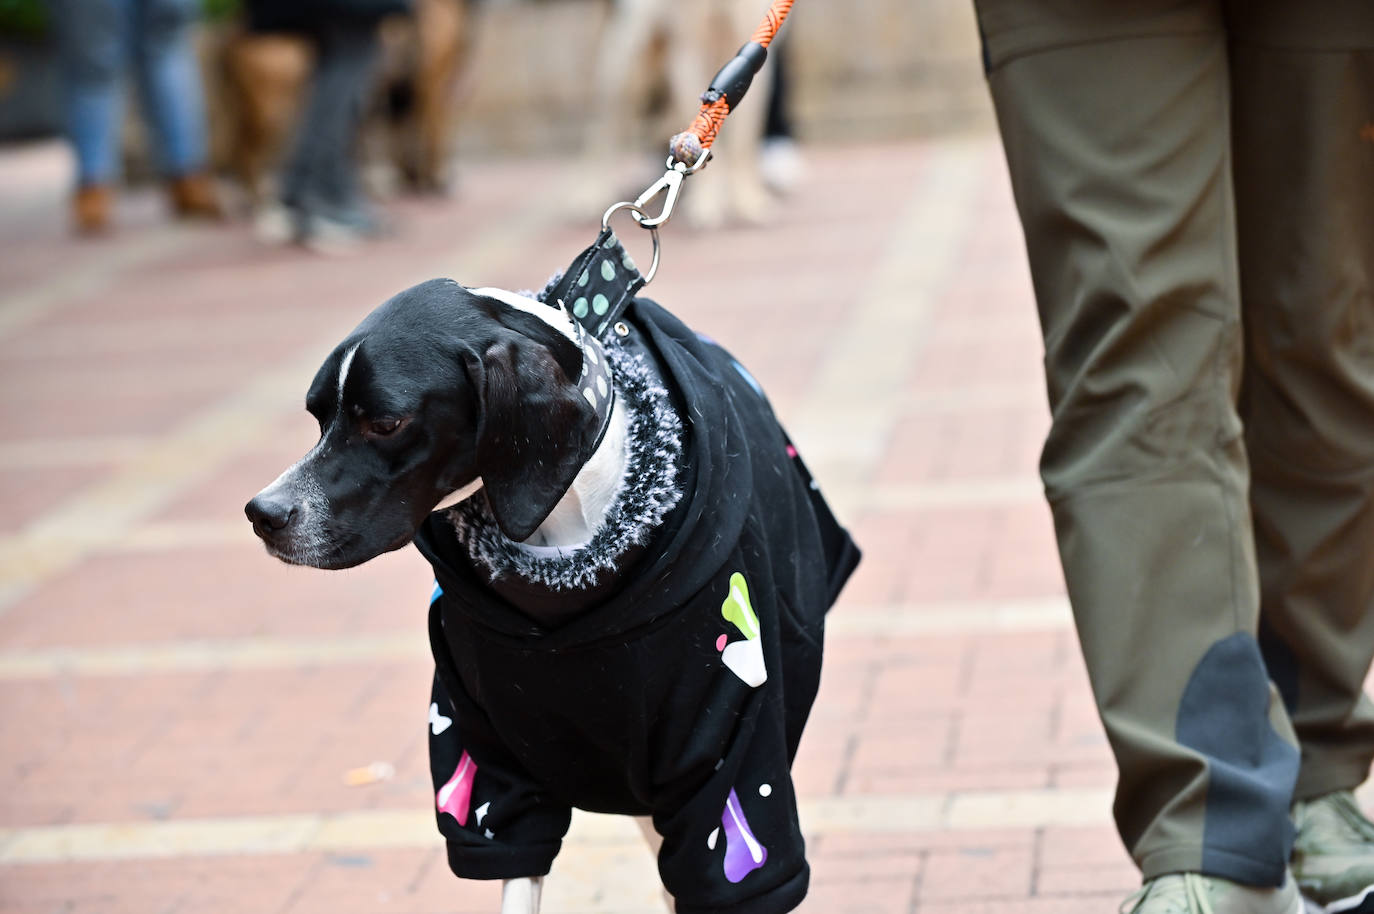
[464,283,616,450]
[562,304,616,451]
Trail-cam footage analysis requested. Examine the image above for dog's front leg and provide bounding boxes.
[500,876,542,914]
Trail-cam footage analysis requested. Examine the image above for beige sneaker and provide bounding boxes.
[1122,872,1301,914]
[1292,791,1374,914]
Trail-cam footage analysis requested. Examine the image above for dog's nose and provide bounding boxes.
[245,493,296,538]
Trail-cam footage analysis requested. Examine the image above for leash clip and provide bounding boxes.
[631,152,712,229]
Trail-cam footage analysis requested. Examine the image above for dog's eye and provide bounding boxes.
[365,417,406,438]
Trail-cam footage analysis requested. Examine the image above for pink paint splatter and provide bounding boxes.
[437,750,477,825]
[785,445,798,458]
[716,633,728,652]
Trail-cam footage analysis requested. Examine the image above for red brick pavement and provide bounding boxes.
[0,135,1136,913]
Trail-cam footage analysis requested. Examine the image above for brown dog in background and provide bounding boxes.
[215,0,468,204]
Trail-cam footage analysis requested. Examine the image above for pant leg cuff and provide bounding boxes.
[1139,845,1286,888]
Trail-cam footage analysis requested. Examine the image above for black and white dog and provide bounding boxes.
[246,278,858,914]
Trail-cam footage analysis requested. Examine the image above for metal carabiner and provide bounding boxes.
[631,167,686,229]
[631,151,713,229]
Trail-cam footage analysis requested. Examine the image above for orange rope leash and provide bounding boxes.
[668,0,794,167]
[751,0,793,48]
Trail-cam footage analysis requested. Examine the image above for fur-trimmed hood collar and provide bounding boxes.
[446,339,684,596]
[413,299,757,648]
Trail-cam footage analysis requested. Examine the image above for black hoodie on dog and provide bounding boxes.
[414,298,859,914]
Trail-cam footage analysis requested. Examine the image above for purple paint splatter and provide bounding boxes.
[721,787,767,883]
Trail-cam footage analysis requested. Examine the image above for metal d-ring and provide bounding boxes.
[601,201,662,285]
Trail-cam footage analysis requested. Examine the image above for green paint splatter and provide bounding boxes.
[721,573,760,640]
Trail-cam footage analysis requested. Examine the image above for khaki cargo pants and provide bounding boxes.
[971,0,1374,887]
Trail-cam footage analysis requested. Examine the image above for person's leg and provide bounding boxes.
[973,0,1301,887]
[280,20,381,228]
[1230,2,1374,909]
[129,0,221,218]
[129,0,208,177]
[274,30,319,219]
[1231,0,1374,806]
[762,35,791,142]
[51,0,128,230]
[757,32,802,196]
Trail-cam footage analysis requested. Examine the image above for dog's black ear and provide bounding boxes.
[477,297,586,383]
[464,336,597,542]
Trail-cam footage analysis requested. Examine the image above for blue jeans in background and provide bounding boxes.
[51,0,210,186]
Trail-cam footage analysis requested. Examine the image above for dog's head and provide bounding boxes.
[245,279,599,569]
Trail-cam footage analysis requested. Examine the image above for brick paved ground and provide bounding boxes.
[0,133,1140,913]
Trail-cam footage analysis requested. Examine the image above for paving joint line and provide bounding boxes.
[0,788,1125,864]
[0,597,1071,680]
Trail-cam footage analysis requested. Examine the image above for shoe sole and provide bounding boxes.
[1303,885,1374,914]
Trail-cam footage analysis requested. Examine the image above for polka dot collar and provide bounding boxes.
[562,300,616,449]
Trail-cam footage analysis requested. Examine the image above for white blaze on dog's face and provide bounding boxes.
[245,279,600,569]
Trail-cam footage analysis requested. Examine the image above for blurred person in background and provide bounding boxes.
[759,34,802,197]
[247,0,409,253]
[51,0,224,234]
[972,2,1374,913]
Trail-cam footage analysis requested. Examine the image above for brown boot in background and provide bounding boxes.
[168,172,225,221]
[72,184,113,235]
